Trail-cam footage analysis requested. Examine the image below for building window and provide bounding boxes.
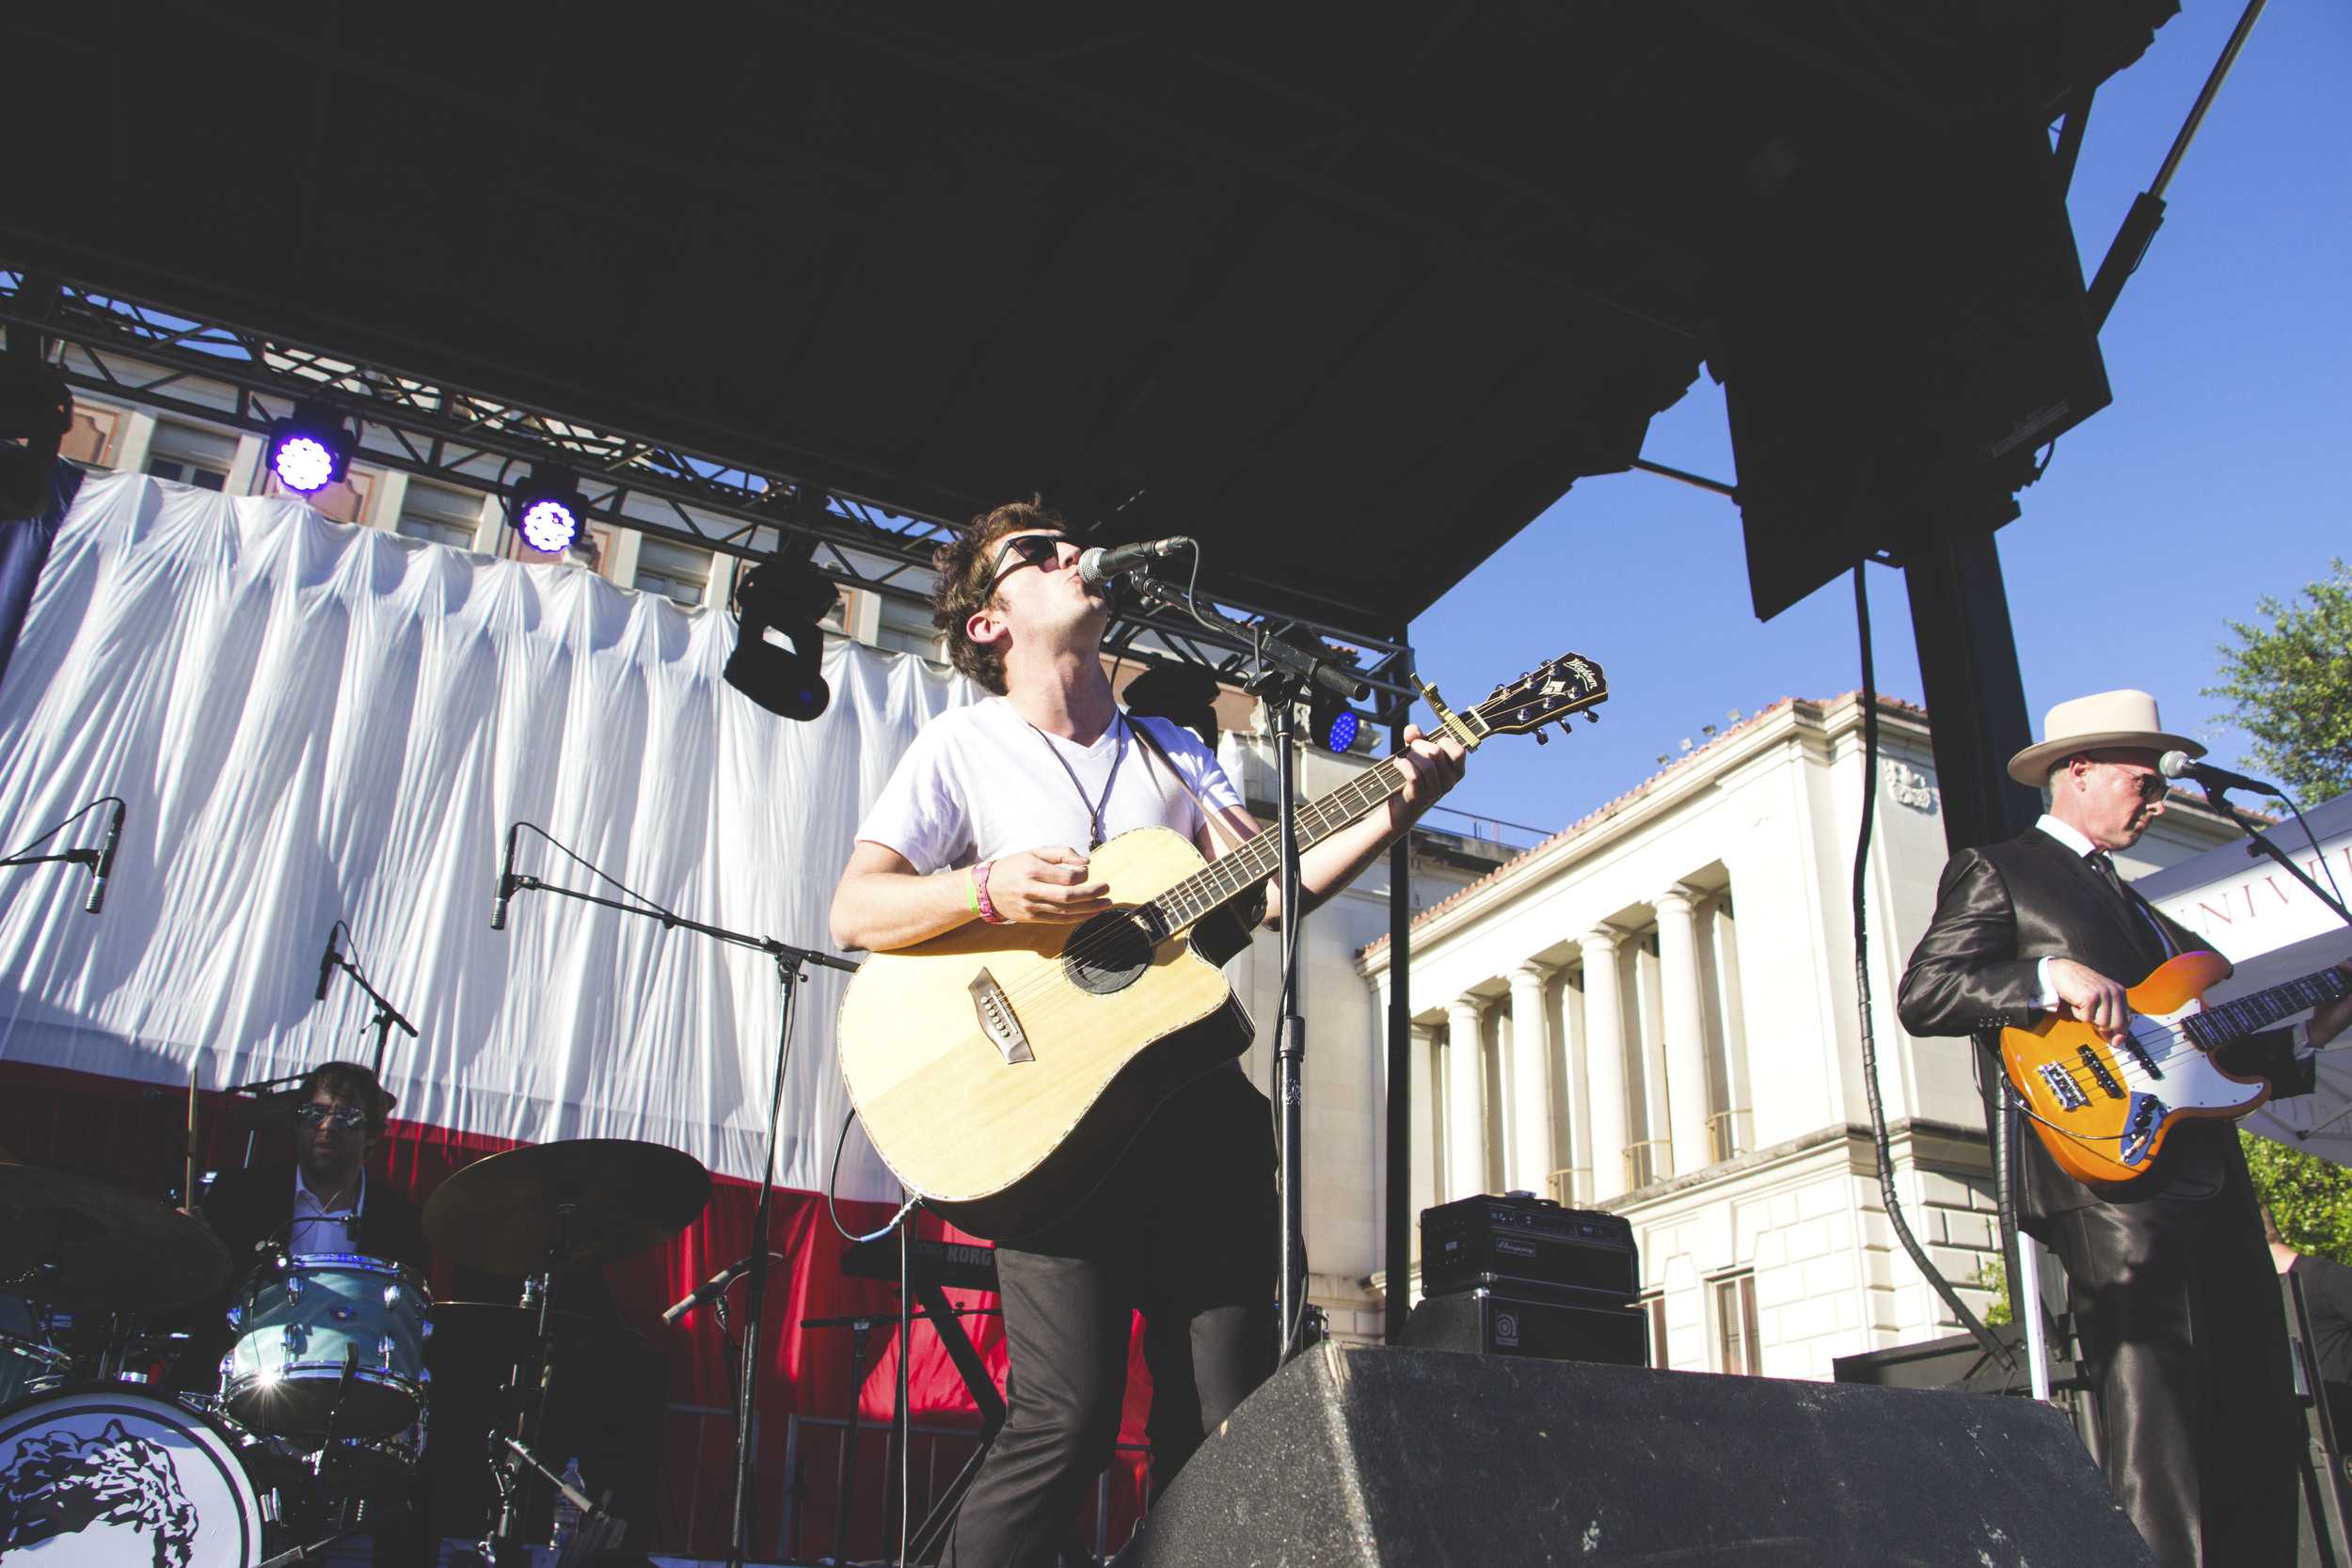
[1642,1292,1669,1370]
[635,536,713,607]
[147,419,238,491]
[1713,1272,1761,1376]
[396,477,485,552]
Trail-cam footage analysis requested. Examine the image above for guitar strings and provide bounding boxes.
[972,754,1418,1016]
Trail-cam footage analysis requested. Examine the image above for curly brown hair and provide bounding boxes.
[932,498,1069,695]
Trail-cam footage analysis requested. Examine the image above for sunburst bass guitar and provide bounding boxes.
[2002,951,2352,1185]
[835,654,1609,1238]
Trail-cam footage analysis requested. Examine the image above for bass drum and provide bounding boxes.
[0,1384,267,1567]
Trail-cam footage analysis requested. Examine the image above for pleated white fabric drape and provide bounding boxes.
[0,472,977,1196]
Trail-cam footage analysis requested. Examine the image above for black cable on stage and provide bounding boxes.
[1851,565,2010,1368]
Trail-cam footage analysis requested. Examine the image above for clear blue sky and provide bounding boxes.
[1415,1,2352,836]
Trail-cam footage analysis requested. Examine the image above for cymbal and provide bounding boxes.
[423,1139,709,1275]
[0,1163,231,1311]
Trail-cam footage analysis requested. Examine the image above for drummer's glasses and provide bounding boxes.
[295,1104,368,1131]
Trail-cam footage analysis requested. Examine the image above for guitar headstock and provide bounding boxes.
[1463,653,1610,740]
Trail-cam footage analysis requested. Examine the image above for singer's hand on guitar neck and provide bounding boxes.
[989,847,1112,924]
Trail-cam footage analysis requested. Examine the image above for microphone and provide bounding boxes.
[84,800,124,916]
[2159,751,2281,798]
[1077,536,1194,587]
[491,824,520,931]
[662,1257,754,1328]
[314,926,341,1003]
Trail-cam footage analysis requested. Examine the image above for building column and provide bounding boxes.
[1655,884,1714,1176]
[1580,928,1629,1201]
[1445,995,1487,1201]
[1409,1022,1439,1257]
[1507,962,1555,1194]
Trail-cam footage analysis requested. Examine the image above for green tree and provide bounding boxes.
[2204,559,2352,805]
[2243,1130,2352,1265]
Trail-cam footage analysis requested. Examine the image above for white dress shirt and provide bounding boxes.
[290,1164,366,1257]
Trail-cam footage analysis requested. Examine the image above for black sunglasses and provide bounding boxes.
[295,1103,369,1131]
[987,532,1072,588]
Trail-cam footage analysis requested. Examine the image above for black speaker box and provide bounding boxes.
[1120,1343,2153,1567]
[1399,1286,1647,1368]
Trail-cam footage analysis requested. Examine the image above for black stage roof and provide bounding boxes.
[1,3,2170,631]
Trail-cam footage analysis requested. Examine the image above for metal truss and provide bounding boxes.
[0,269,1417,717]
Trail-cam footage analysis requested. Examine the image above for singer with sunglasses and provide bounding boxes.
[1899,691,2352,1568]
[832,499,1466,1567]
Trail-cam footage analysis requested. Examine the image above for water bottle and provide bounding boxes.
[551,1456,585,1552]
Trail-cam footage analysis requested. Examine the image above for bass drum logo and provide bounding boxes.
[0,1386,262,1567]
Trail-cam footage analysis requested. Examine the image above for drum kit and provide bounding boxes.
[0,1138,709,1567]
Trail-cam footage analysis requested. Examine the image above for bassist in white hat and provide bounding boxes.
[1899,689,2352,1567]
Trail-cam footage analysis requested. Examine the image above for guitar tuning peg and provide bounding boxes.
[1533,728,1549,746]
[1582,711,1598,723]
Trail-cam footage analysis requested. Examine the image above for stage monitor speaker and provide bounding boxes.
[1120,1343,2153,1567]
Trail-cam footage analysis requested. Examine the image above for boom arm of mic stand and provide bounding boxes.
[2204,786,2352,929]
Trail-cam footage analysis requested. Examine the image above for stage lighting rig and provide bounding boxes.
[506,463,586,555]
[0,353,72,522]
[724,543,837,721]
[265,399,355,495]
[1120,664,1221,752]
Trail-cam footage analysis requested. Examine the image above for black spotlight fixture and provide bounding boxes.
[725,541,837,721]
[0,352,72,522]
[1119,663,1221,753]
[265,398,356,496]
[507,463,587,555]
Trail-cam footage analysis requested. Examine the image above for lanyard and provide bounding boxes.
[1026,714,1128,851]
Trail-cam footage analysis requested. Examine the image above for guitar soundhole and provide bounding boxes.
[1063,910,1162,995]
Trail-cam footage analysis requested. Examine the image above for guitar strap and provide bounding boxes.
[1122,711,1256,854]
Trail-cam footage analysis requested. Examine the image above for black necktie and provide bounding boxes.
[2089,850,2174,959]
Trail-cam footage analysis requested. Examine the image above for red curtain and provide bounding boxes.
[0,1060,1153,1559]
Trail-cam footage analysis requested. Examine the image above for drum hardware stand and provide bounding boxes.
[495,1433,628,1561]
[494,821,859,1568]
[1126,568,1370,1356]
[312,918,421,1080]
[485,1215,573,1565]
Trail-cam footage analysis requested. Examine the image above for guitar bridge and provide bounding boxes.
[969,968,1033,1065]
[2038,1061,2090,1112]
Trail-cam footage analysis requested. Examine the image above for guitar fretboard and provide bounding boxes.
[2182,969,2352,1053]
[1148,755,1417,931]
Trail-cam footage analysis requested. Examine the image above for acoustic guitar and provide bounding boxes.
[2001,951,2351,1185]
[836,654,1609,1238]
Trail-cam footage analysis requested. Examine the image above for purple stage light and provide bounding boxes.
[271,434,339,494]
[517,496,579,554]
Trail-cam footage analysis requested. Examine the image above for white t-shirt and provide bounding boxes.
[856,699,1245,874]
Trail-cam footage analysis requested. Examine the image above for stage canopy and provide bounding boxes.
[0,3,2173,634]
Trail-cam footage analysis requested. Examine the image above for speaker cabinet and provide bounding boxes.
[1120,1343,2153,1567]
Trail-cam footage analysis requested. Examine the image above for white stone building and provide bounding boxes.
[1359,692,2248,1377]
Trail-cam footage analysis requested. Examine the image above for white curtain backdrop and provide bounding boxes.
[0,472,978,1196]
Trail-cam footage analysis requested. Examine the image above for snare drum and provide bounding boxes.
[0,1291,71,1406]
[0,1383,269,1566]
[221,1254,430,1439]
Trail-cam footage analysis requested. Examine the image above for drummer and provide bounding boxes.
[199,1061,429,1275]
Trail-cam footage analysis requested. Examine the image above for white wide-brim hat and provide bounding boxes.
[2008,689,2204,786]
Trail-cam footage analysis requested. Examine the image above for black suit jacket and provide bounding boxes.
[200,1157,431,1276]
[1898,826,2311,1227]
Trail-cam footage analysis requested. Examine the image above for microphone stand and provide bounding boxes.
[314,927,421,1081]
[1126,570,1367,1357]
[496,843,857,1568]
[2198,786,2352,932]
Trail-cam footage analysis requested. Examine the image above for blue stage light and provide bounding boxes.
[508,464,586,555]
[1325,708,1359,752]
[266,402,353,495]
